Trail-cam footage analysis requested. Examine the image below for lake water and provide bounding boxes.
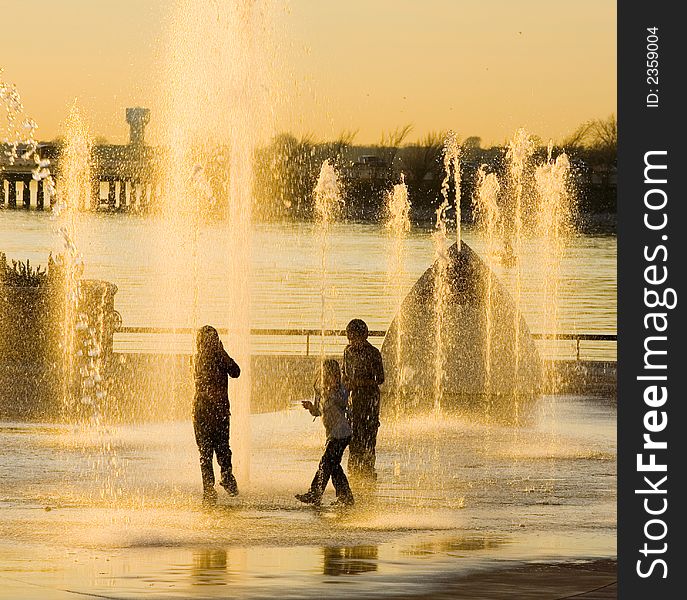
[0,211,616,359]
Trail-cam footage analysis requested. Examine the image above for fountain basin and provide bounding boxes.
[0,280,119,418]
[0,280,118,364]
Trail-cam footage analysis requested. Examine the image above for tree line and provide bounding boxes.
[251,115,617,224]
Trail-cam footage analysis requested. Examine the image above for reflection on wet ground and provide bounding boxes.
[322,545,378,576]
[401,535,508,557]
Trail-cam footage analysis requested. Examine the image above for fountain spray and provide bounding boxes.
[55,104,122,502]
[505,129,534,410]
[442,132,461,248]
[534,143,573,392]
[314,160,344,364]
[431,132,461,413]
[159,0,277,483]
[384,173,411,416]
[53,104,91,417]
[472,166,501,406]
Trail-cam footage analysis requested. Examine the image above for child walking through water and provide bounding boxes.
[193,325,241,505]
[296,359,355,507]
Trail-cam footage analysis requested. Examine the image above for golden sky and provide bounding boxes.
[1,0,616,146]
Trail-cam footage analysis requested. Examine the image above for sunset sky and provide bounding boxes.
[1,0,616,146]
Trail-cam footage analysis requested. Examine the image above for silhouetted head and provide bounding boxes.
[319,358,342,389]
[346,319,368,343]
[196,325,221,356]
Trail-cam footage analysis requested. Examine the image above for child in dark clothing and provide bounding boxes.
[193,325,241,505]
[342,319,385,481]
[296,359,354,507]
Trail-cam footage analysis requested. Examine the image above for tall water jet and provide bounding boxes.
[505,129,534,411]
[313,160,344,360]
[158,1,276,482]
[53,104,91,417]
[442,132,461,247]
[384,174,411,416]
[472,165,501,404]
[534,144,574,392]
[54,105,122,500]
[431,132,461,412]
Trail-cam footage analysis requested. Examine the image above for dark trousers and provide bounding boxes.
[193,414,233,490]
[310,436,353,501]
[348,389,380,479]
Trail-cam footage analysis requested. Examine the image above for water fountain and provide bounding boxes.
[1,57,614,597]
[384,174,411,416]
[504,129,535,411]
[443,132,461,249]
[382,132,543,420]
[147,0,277,482]
[1,81,115,418]
[428,134,458,412]
[534,145,574,392]
[53,105,90,416]
[471,165,501,404]
[314,159,344,361]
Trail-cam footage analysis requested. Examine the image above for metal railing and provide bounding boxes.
[530,333,616,361]
[116,326,616,360]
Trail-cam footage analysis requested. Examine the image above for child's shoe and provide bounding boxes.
[295,492,321,506]
[220,474,239,496]
[331,495,355,508]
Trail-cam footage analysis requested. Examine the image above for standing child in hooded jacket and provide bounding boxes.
[342,319,384,481]
[296,359,354,507]
[193,325,240,505]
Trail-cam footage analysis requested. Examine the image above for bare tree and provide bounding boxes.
[589,114,617,153]
[400,131,446,185]
[327,129,358,167]
[560,114,616,154]
[560,122,593,149]
[378,124,413,166]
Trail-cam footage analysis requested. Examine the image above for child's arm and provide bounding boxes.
[220,350,241,378]
[302,383,322,416]
[301,399,321,416]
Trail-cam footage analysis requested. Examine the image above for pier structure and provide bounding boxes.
[0,107,161,212]
[0,143,58,210]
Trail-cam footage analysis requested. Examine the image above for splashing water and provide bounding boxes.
[505,128,534,409]
[314,160,344,359]
[534,144,573,391]
[431,132,461,413]
[442,131,461,247]
[1,69,55,205]
[54,104,91,415]
[154,0,277,483]
[1,70,38,167]
[384,173,411,416]
[53,104,122,501]
[472,165,501,405]
[2,75,119,492]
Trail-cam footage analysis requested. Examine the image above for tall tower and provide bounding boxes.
[125,107,150,146]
